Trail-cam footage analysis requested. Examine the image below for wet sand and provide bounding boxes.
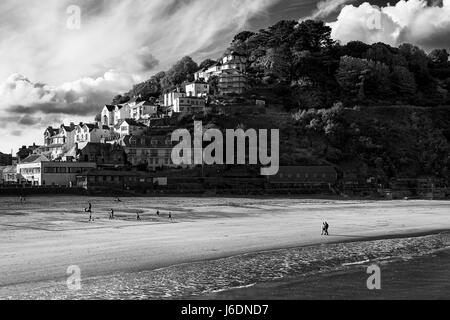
[0,196,449,294]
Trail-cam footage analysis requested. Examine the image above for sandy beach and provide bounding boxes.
[0,196,449,298]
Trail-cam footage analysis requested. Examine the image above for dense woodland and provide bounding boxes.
[112,20,450,183]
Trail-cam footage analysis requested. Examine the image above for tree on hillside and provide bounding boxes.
[364,61,392,97]
[199,59,217,70]
[344,41,371,59]
[160,56,198,92]
[293,20,334,52]
[129,71,165,101]
[391,66,417,96]
[399,44,431,85]
[429,49,449,65]
[266,20,298,47]
[364,42,395,66]
[112,95,131,105]
[336,56,372,100]
[233,31,256,43]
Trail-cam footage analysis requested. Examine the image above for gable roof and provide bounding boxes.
[117,119,147,127]
[61,124,76,132]
[84,124,97,132]
[45,127,59,136]
[21,154,50,164]
[104,105,116,112]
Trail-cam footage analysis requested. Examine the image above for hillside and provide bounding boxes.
[111,19,450,183]
[288,105,450,183]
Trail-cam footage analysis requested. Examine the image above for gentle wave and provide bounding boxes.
[2,233,449,300]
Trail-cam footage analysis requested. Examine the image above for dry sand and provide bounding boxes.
[0,196,449,288]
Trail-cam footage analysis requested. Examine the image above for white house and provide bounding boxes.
[17,155,96,187]
[130,101,158,120]
[75,123,112,149]
[42,124,76,160]
[101,105,116,126]
[114,104,131,124]
[194,52,247,83]
[164,89,186,108]
[186,81,210,97]
[115,119,148,137]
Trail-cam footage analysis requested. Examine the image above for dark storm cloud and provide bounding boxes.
[7,102,97,117]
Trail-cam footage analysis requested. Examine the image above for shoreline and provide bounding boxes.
[1,197,450,292]
[1,192,447,201]
[201,247,450,300]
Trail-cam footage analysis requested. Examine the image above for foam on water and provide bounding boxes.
[2,233,449,300]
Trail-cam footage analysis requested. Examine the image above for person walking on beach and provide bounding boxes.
[156,210,160,217]
[169,212,173,222]
[85,202,93,221]
[322,222,329,236]
[137,212,141,221]
[109,209,114,220]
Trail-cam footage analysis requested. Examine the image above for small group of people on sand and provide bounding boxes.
[321,221,330,236]
[84,202,174,222]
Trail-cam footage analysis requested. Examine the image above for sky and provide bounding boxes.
[0,0,449,154]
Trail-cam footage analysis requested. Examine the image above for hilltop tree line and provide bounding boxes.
[113,19,450,109]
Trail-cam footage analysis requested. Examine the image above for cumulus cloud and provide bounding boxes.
[0,71,134,117]
[329,0,450,52]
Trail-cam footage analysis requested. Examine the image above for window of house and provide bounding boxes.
[44,167,57,173]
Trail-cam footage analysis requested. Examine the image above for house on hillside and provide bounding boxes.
[42,123,77,160]
[194,52,247,95]
[186,81,210,97]
[16,144,40,162]
[173,96,206,114]
[77,143,126,166]
[114,104,131,124]
[114,119,148,137]
[120,135,176,171]
[129,101,158,120]
[164,89,186,108]
[101,105,116,126]
[74,123,112,149]
[218,69,247,95]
